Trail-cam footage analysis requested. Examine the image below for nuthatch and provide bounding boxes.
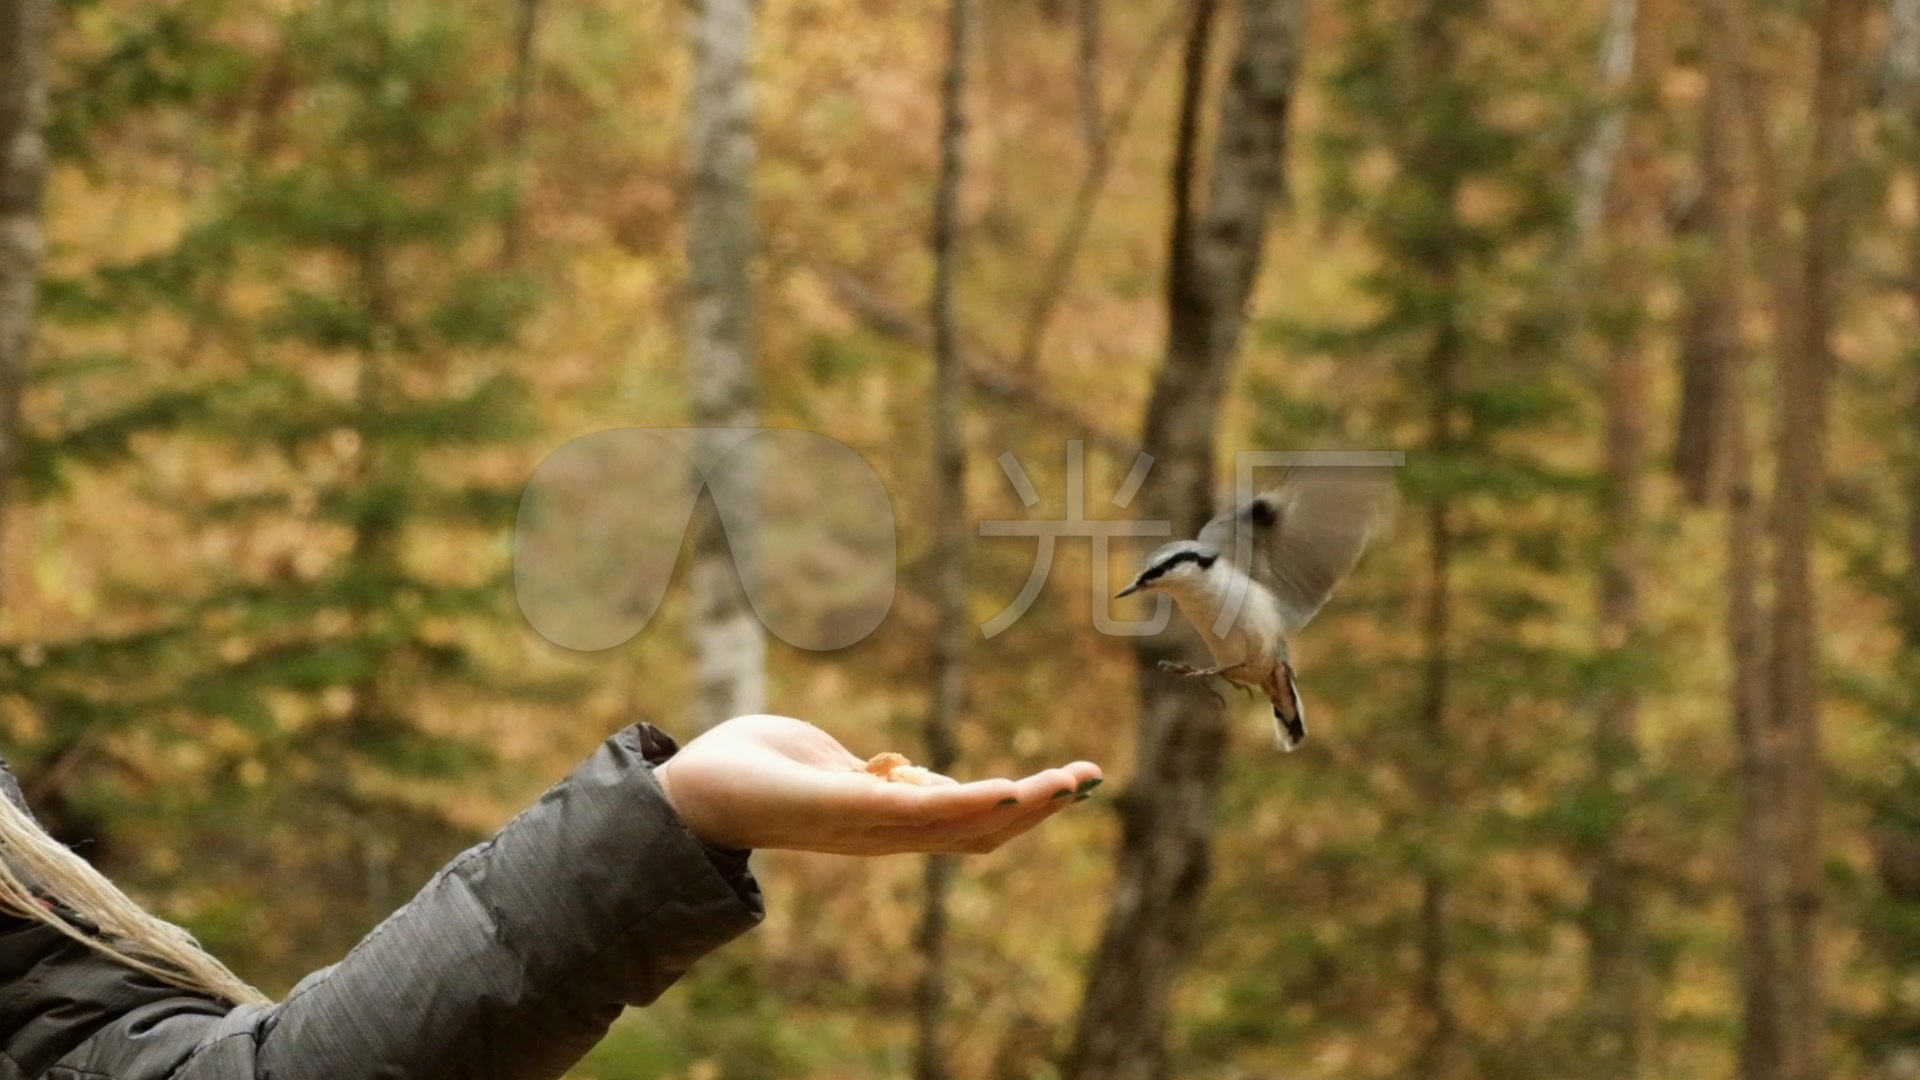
[1116,465,1395,750]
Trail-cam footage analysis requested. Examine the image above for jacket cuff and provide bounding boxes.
[625,723,763,920]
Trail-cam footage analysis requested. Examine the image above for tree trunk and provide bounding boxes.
[1404,5,1468,1074]
[500,0,542,267]
[1729,288,1785,1080]
[0,0,50,605]
[1585,189,1654,1080]
[1674,257,1732,506]
[1585,228,1652,1077]
[1581,0,1661,1066]
[1411,225,1460,1080]
[1673,1,1732,508]
[914,2,972,1077]
[685,0,765,731]
[1891,0,1920,107]
[1768,3,1864,1078]
[1872,13,1920,1067]
[1569,0,1637,247]
[1064,1,1301,1077]
[1698,23,1789,1080]
[1075,0,1102,159]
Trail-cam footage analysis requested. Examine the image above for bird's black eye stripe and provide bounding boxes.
[1144,550,1213,581]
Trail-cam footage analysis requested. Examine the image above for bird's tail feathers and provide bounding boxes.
[1270,664,1307,752]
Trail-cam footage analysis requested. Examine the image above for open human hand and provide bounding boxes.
[653,715,1103,855]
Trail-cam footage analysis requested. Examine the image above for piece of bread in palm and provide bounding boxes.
[860,751,942,786]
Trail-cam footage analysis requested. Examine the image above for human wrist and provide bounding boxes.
[629,722,734,851]
[652,757,686,827]
[652,756,749,856]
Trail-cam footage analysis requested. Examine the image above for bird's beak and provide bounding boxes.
[1114,582,1142,599]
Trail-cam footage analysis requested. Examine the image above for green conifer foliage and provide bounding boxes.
[19,0,555,978]
[1189,0,1635,1074]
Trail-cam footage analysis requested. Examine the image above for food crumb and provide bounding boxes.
[860,752,942,786]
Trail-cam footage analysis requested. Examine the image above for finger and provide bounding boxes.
[965,797,1079,852]
[916,764,1086,820]
[1052,760,1103,790]
[1002,764,1101,807]
[868,766,1096,842]
[860,775,1023,824]
[847,762,1102,826]
[865,790,1085,854]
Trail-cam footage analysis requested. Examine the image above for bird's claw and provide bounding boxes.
[1157,660,1225,679]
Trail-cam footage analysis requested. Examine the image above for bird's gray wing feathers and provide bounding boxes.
[1198,464,1395,634]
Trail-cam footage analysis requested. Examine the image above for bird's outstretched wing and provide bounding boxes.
[1198,464,1396,634]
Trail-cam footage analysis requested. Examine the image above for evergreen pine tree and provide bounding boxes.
[1209,0,1622,1074]
[30,0,557,977]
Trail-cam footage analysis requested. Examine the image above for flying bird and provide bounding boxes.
[1115,464,1395,751]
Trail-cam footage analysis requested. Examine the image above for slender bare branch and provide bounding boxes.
[1016,6,1187,374]
[820,268,1141,462]
[500,0,544,267]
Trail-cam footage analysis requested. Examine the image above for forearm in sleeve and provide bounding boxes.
[38,723,763,1080]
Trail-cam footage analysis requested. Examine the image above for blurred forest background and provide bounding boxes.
[4,0,1920,1077]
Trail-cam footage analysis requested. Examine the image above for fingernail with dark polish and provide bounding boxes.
[1073,793,1092,802]
[1076,778,1104,794]
[997,797,1019,806]
[1052,788,1075,800]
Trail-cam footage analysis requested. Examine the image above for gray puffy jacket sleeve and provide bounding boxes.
[0,722,765,1080]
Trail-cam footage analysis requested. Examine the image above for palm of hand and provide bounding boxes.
[655,715,1102,855]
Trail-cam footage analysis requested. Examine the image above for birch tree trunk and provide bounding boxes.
[1570,0,1637,247]
[686,0,765,731]
[1886,0,1920,107]
[1769,3,1864,1077]
[1064,2,1301,1076]
[0,0,50,604]
[914,2,972,1076]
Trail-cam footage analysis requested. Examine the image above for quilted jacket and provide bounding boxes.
[0,723,765,1079]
